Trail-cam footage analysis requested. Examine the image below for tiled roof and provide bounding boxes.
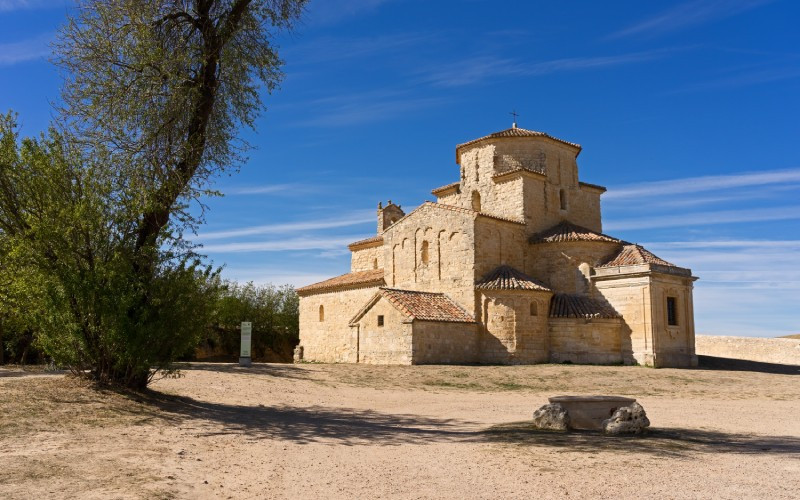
[598,244,675,268]
[492,165,547,181]
[386,201,525,230]
[475,265,551,291]
[297,269,385,296]
[456,127,581,162]
[579,181,607,192]
[529,221,623,244]
[347,235,383,250]
[425,201,525,225]
[549,294,621,319]
[380,288,476,323]
[431,181,461,196]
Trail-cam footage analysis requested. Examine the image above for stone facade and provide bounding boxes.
[296,126,698,367]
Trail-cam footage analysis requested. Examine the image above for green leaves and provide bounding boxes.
[0,0,306,387]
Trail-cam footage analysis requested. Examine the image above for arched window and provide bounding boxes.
[421,240,429,264]
[319,305,325,322]
[373,258,378,269]
[471,190,481,212]
[559,189,567,211]
[530,301,538,316]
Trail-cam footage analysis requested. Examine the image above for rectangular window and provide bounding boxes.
[667,297,678,326]
[377,315,384,327]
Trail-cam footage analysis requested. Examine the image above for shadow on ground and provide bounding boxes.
[484,422,800,457]
[170,362,312,381]
[138,390,800,457]
[697,356,800,375]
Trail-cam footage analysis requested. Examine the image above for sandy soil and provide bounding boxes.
[1,362,799,499]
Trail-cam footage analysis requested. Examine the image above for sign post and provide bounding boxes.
[239,321,252,367]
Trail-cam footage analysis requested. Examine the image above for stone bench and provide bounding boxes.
[548,395,636,430]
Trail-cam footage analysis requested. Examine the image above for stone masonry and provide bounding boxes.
[296,125,699,367]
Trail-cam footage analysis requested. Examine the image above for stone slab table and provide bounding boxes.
[548,395,636,430]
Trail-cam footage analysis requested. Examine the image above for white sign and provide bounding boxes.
[240,321,252,358]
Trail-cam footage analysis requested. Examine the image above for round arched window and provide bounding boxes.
[471,190,481,212]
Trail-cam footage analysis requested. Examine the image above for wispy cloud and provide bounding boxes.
[202,235,362,253]
[224,183,313,195]
[285,32,434,65]
[419,50,669,88]
[645,240,800,249]
[641,239,800,336]
[292,90,447,127]
[0,0,62,12]
[605,206,800,231]
[304,0,395,26]
[608,0,776,39]
[605,167,800,200]
[668,66,800,94]
[0,33,52,66]
[198,211,374,240]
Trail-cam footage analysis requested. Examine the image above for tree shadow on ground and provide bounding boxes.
[140,390,476,446]
[170,362,312,381]
[696,356,800,375]
[138,390,800,457]
[484,422,800,457]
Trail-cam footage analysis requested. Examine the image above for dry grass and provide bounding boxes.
[306,362,800,400]
[2,363,799,499]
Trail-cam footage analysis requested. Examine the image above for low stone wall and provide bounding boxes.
[695,335,800,366]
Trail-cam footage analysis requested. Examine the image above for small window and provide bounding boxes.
[471,190,481,212]
[667,297,678,326]
[319,305,325,322]
[377,315,384,327]
[559,189,567,211]
[530,301,538,316]
[373,258,378,269]
[421,240,429,264]
[475,165,480,182]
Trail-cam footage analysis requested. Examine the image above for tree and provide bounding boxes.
[204,281,299,360]
[0,0,306,387]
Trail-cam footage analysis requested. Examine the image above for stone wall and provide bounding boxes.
[412,321,478,364]
[351,245,383,272]
[527,240,620,294]
[298,286,379,363]
[593,267,697,367]
[548,318,624,364]
[479,290,550,363]
[383,203,476,312]
[353,296,413,364]
[696,335,800,365]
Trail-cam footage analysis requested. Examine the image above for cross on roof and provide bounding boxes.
[510,110,519,128]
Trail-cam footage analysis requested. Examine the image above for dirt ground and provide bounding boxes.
[1,362,799,499]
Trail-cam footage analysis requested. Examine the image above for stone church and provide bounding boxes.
[296,125,698,367]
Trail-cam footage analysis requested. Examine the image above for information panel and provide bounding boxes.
[240,321,252,358]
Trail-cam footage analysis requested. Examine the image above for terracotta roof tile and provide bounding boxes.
[492,165,547,181]
[380,288,476,323]
[549,293,621,319]
[431,181,461,196]
[598,244,675,268]
[529,221,623,244]
[456,127,581,162]
[385,201,525,230]
[347,235,383,250]
[476,265,551,291]
[579,181,607,192]
[297,269,384,296]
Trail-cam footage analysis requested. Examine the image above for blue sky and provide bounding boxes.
[2,0,799,337]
